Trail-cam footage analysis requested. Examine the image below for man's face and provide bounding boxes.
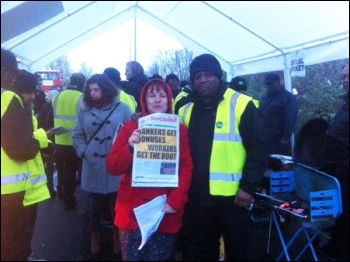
[167,78,179,90]
[193,71,220,100]
[342,65,349,93]
[20,92,36,107]
[1,67,17,88]
[265,80,280,95]
[125,66,133,80]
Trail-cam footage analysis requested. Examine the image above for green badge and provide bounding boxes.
[216,122,223,129]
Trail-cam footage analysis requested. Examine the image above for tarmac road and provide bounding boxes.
[30,186,335,261]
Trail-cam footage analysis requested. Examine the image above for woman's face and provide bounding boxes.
[145,84,168,114]
[89,83,102,100]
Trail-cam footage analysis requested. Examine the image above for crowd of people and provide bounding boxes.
[1,47,348,261]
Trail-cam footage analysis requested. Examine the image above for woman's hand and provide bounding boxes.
[162,203,177,214]
[128,129,141,147]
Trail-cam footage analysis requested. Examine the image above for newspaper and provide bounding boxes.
[132,113,180,187]
[46,126,70,136]
[133,194,166,250]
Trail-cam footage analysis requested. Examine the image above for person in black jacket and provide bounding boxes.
[177,54,269,261]
[1,49,47,261]
[33,73,46,116]
[124,61,149,112]
[165,73,181,98]
[36,90,59,197]
[259,73,298,156]
[319,63,349,261]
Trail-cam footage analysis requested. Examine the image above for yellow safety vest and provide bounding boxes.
[23,112,50,206]
[179,88,251,196]
[252,98,259,108]
[173,90,189,114]
[1,89,31,194]
[52,89,82,145]
[120,90,137,113]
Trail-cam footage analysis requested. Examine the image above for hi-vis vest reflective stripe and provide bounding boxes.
[252,98,259,108]
[120,90,137,113]
[1,89,31,194]
[173,90,189,113]
[23,112,50,206]
[53,90,82,145]
[179,88,251,196]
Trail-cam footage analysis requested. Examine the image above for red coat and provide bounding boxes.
[106,79,193,234]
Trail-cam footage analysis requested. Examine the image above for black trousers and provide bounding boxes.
[180,200,250,261]
[1,192,37,261]
[55,154,81,204]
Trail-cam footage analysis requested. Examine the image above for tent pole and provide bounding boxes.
[284,54,295,157]
[133,17,137,61]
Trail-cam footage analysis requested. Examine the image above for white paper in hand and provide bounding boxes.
[133,194,166,250]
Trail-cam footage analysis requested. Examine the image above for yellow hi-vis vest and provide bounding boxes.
[252,99,259,108]
[120,90,137,113]
[52,89,82,146]
[173,90,189,113]
[23,111,50,206]
[179,88,251,196]
[1,89,31,194]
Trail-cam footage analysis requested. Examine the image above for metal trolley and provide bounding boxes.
[256,163,342,261]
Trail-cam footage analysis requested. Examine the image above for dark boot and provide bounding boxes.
[90,230,101,255]
[113,229,121,255]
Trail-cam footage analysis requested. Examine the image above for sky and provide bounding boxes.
[66,19,183,80]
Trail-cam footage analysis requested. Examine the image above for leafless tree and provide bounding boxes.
[147,48,194,82]
[48,55,72,87]
[78,62,94,80]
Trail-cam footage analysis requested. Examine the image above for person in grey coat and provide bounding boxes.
[72,74,132,255]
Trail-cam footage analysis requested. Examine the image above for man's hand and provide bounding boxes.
[234,188,254,208]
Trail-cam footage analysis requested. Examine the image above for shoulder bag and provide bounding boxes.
[86,102,121,145]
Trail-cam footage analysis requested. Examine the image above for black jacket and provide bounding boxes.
[259,88,298,154]
[1,93,40,161]
[124,73,149,112]
[186,84,269,207]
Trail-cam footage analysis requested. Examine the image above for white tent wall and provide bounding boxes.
[231,38,349,78]
[1,1,349,78]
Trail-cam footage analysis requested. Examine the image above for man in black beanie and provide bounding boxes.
[229,76,259,107]
[259,72,298,155]
[229,76,247,93]
[103,67,137,112]
[177,53,269,261]
[165,73,181,98]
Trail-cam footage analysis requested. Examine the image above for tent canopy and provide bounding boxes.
[1,1,349,78]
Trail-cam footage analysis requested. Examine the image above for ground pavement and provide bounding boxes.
[30,186,336,261]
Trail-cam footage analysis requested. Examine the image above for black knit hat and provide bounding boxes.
[103,67,121,86]
[1,49,18,72]
[229,76,247,91]
[190,54,222,81]
[12,70,37,94]
[165,73,179,83]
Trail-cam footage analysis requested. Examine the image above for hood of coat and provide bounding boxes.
[140,78,173,116]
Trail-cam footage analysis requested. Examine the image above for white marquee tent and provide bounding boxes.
[1,1,349,82]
